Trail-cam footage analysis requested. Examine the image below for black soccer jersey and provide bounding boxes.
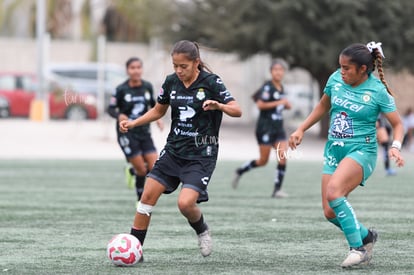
[253,81,287,134]
[108,79,155,135]
[158,70,235,160]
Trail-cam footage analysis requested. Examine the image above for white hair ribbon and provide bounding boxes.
[366,41,385,58]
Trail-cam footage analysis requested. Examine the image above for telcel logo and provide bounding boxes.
[332,96,364,112]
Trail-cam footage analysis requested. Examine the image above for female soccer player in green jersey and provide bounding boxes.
[119,40,242,258]
[289,42,405,268]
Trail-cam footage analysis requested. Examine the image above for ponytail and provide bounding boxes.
[371,49,394,96]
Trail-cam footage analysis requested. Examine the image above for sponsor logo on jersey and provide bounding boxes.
[173,127,199,137]
[216,78,223,84]
[332,95,364,112]
[261,91,270,100]
[196,88,206,100]
[159,88,164,96]
[178,106,196,122]
[330,111,354,138]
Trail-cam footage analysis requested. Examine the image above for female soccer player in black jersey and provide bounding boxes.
[233,59,292,198]
[119,41,242,257]
[108,57,163,202]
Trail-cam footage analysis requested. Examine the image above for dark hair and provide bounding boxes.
[340,43,393,95]
[125,57,142,69]
[270,58,289,71]
[171,40,212,73]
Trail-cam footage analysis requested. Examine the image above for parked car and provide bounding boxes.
[0,72,97,120]
[46,62,128,106]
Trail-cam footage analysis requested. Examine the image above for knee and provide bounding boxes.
[256,158,268,167]
[325,182,342,202]
[177,197,195,215]
[323,206,335,220]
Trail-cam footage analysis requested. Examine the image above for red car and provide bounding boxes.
[0,72,97,120]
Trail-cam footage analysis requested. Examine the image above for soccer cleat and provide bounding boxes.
[125,166,135,189]
[363,228,378,262]
[197,229,212,257]
[271,190,289,198]
[232,170,242,189]
[341,247,369,268]
[386,169,397,176]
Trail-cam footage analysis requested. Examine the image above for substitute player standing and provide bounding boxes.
[289,42,404,268]
[108,57,163,202]
[232,59,292,198]
[119,40,242,257]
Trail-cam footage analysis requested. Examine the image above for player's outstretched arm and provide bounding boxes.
[203,100,242,117]
[119,103,169,133]
[289,94,331,149]
[384,110,405,167]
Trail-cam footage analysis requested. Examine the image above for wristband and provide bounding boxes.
[391,140,402,151]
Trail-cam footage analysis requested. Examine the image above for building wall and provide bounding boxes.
[0,37,412,125]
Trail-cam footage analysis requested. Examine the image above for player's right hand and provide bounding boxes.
[288,129,304,150]
[119,120,131,133]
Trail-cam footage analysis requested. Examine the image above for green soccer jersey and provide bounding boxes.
[324,69,396,144]
[158,70,235,160]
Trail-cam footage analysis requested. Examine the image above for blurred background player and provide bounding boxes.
[232,58,291,198]
[120,40,241,258]
[108,57,163,202]
[376,114,396,176]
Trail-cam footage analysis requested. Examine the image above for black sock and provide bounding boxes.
[274,164,286,191]
[362,230,373,245]
[131,227,147,246]
[189,214,208,235]
[381,142,390,170]
[237,160,257,175]
[135,175,146,201]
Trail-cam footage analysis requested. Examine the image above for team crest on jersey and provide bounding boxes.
[330,111,354,138]
[362,92,371,103]
[124,94,132,102]
[196,88,206,100]
[145,91,151,101]
[273,91,280,100]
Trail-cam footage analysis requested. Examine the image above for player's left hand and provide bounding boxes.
[203,100,221,111]
[389,148,405,167]
[156,119,164,131]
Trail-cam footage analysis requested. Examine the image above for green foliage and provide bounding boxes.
[171,0,414,75]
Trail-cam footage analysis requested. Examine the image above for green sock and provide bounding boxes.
[329,197,363,248]
[328,217,369,241]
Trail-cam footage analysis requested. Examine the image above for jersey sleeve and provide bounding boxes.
[377,87,397,113]
[210,75,234,104]
[323,70,339,97]
[157,77,171,105]
[147,82,156,108]
[107,87,120,118]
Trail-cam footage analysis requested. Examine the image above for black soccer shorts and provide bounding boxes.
[147,149,217,203]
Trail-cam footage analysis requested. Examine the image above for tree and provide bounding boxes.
[170,0,414,136]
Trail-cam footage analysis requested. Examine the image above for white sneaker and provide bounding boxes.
[341,248,369,268]
[197,230,212,257]
[272,190,289,198]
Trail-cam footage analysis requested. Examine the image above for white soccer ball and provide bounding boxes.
[107,233,143,266]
